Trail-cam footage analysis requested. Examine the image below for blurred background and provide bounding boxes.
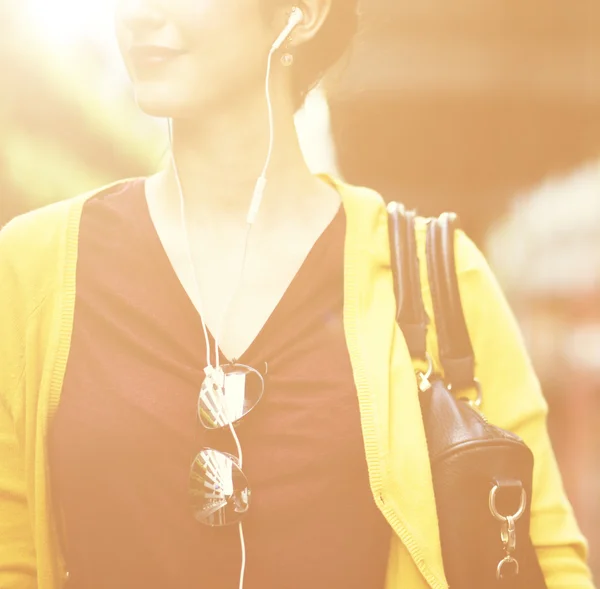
[1,0,599,579]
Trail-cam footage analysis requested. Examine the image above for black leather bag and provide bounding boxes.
[387,203,547,588]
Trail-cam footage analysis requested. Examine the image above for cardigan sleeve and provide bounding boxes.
[0,395,38,589]
[451,230,595,589]
[0,222,38,589]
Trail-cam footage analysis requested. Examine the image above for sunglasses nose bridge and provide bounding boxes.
[197,364,265,430]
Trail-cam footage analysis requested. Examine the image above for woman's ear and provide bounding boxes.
[284,0,333,48]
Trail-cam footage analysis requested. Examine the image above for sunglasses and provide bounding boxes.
[189,363,265,527]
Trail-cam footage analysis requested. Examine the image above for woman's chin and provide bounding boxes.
[134,94,181,119]
[132,85,196,119]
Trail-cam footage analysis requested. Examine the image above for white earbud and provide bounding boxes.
[272,6,304,50]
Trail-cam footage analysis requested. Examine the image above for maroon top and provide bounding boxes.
[48,180,391,589]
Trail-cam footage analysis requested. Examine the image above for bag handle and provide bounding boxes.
[387,204,477,393]
[426,212,477,393]
[386,202,428,361]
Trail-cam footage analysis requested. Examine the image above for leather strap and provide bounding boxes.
[426,213,476,391]
[388,204,476,390]
[387,202,428,360]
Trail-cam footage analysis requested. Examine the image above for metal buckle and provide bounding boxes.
[416,353,434,392]
[489,485,527,523]
[449,377,483,408]
[497,555,520,580]
[500,515,517,553]
[489,484,527,580]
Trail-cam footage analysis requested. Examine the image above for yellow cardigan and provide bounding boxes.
[0,177,594,589]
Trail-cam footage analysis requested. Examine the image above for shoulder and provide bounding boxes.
[411,215,488,283]
[323,174,386,214]
[330,174,490,280]
[0,179,137,310]
[324,175,394,257]
[0,178,136,252]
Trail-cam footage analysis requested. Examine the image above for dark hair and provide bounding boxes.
[265,1,360,111]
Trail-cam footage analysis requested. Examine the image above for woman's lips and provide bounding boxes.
[128,45,185,71]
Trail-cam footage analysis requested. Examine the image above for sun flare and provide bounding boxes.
[24,0,114,46]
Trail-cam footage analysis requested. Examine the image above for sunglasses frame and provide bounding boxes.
[189,362,266,526]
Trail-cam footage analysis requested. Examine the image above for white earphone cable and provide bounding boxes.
[213,222,252,370]
[262,46,278,180]
[172,120,250,589]
[238,522,247,589]
[169,121,213,369]
[246,45,277,225]
[170,36,281,589]
[215,43,277,366]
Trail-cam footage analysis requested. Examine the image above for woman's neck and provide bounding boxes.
[157,90,326,231]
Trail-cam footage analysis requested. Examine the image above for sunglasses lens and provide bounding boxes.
[198,364,264,430]
[189,449,251,526]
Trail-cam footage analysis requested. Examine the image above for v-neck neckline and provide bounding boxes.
[136,179,345,366]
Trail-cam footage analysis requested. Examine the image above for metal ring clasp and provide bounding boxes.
[448,378,483,408]
[497,555,520,580]
[415,353,434,393]
[500,515,517,553]
[422,352,434,381]
[489,485,527,523]
[490,484,526,580]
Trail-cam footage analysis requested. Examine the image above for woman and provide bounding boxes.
[0,1,595,588]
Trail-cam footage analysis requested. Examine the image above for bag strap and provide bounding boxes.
[386,202,428,361]
[387,204,477,393]
[426,213,477,393]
